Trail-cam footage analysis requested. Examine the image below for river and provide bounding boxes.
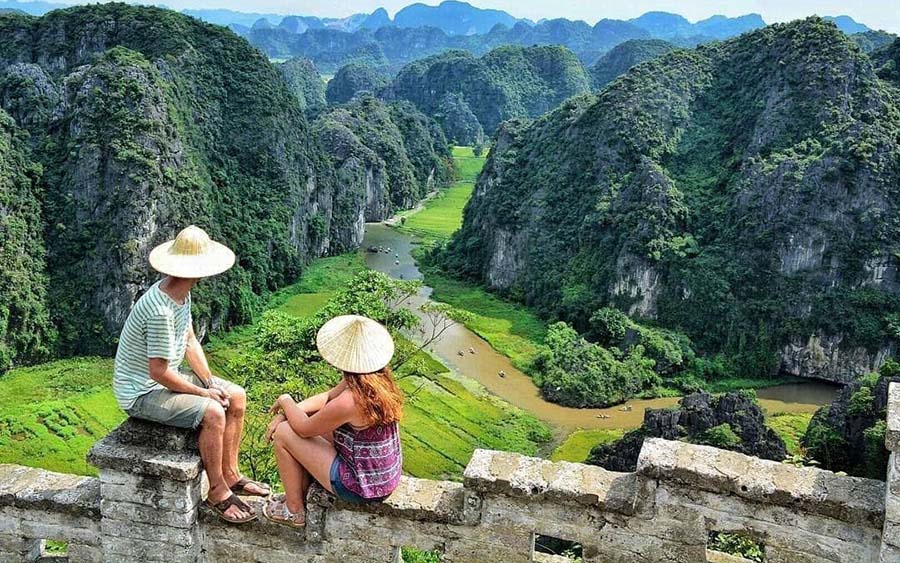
[362,223,839,435]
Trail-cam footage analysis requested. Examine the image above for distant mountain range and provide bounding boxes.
[0,0,887,73]
[0,0,877,38]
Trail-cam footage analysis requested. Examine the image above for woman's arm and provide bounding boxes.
[272,392,354,439]
[295,380,348,415]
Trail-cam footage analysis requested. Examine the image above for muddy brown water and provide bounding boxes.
[362,223,839,436]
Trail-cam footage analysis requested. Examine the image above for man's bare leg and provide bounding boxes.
[220,386,268,495]
[200,403,251,520]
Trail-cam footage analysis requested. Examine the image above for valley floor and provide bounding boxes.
[0,146,820,479]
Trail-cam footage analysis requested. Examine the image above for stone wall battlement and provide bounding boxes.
[2,382,900,563]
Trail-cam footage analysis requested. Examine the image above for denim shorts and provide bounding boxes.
[329,458,382,504]
[126,374,239,429]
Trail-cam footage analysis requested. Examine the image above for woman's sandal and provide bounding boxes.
[207,493,257,524]
[230,477,272,497]
[263,496,306,528]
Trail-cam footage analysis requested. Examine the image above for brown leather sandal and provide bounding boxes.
[207,493,257,524]
[263,496,305,528]
[230,477,272,497]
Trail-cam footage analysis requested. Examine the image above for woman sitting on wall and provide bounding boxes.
[263,315,404,527]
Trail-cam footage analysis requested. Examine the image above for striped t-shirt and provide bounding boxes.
[113,280,192,410]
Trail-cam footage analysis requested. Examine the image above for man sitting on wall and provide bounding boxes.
[113,225,270,524]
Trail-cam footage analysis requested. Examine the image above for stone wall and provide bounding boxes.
[3,387,900,563]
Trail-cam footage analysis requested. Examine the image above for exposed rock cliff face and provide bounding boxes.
[314,97,451,228]
[588,392,787,471]
[444,19,900,382]
[0,5,447,360]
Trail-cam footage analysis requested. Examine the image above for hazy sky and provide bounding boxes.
[47,1,900,33]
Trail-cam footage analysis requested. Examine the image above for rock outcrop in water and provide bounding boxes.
[588,392,787,471]
[443,19,900,383]
[0,5,447,363]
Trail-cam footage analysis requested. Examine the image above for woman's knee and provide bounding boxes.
[273,421,294,445]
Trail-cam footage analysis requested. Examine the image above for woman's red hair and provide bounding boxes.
[344,366,404,426]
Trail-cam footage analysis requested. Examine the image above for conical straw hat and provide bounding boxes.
[316,315,395,374]
[148,225,235,278]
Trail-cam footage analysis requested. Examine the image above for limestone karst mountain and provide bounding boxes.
[0,4,448,364]
[442,18,900,384]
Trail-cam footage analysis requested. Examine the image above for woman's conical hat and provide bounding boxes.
[148,225,235,278]
[316,315,395,374]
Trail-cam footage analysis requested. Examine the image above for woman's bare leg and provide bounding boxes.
[273,424,338,514]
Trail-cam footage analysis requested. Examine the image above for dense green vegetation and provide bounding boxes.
[277,56,327,111]
[442,19,900,406]
[0,4,333,357]
[0,110,53,370]
[325,62,389,104]
[389,45,591,135]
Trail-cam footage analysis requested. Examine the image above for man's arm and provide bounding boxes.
[149,358,211,396]
[184,324,214,387]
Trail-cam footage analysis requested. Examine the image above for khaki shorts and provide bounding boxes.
[126,373,241,429]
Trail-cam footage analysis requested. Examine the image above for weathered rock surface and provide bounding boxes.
[1,418,895,562]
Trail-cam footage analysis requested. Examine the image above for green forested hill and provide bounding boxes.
[0,4,449,367]
[325,63,389,105]
[277,56,327,112]
[385,45,591,141]
[589,39,676,89]
[443,18,900,387]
